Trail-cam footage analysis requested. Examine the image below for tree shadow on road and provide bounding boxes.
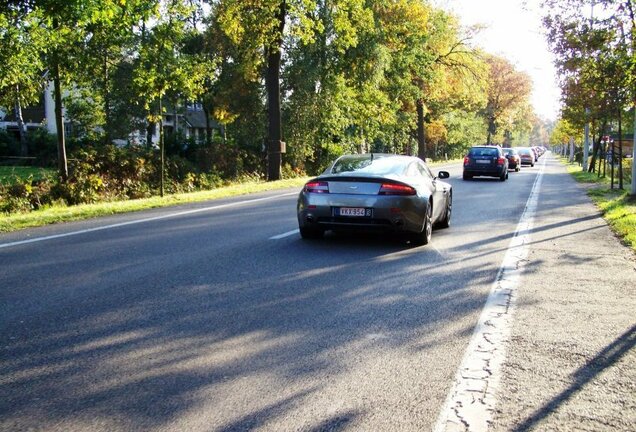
[511,324,636,432]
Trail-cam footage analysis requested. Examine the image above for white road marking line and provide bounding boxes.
[434,156,547,432]
[0,192,298,250]
[269,229,299,240]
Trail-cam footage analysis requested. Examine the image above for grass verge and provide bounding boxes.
[0,177,308,233]
[0,166,55,184]
[561,159,636,252]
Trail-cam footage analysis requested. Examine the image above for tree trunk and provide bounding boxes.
[146,119,154,148]
[589,120,605,173]
[203,106,212,147]
[632,107,636,195]
[618,109,623,190]
[416,99,426,161]
[266,0,286,181]
[53,57,68,181]
[589,136,599,173]
[610,139,615,189]
[486,115,496,145]
[625,0,635,195]
[14,86,27,157]
[103,49,111,145]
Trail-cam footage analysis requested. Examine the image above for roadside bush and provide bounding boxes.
[0,139,270,216]
[0,130,19,159]
[282,163,305,179]
[0,175,55,213]
[27,129,58,167]
[67,144,158,200]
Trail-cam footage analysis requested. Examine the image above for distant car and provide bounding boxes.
[297,154,452,245]
[518,147,535,167]
[463,145,509,181]
[530,146,540,161]
[503,147,521,172]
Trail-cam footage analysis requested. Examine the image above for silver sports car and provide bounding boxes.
[297,154,452,245]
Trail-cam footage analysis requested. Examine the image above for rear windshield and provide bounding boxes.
[330,155,406,176]
[503,148,518,155]
[518,148,532,155]
[468,147,499,157]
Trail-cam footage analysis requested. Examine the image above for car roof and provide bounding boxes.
[333,153,423,163]
[323,153,425,177]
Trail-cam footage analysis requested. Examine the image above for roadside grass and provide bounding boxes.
[562,159,636,252]
[0,166,55,184]
[0,177,308,233]
[428,158,462,166]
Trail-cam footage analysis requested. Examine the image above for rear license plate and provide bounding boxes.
[476,159,490,164]
[336,207,372,217]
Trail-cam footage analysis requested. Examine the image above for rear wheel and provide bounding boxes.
[462,172,472,180]
[515,166,520,172]
[299,226,324,239]
[411,203,432,246]
[437,193,452,229]
[500,171,507,181]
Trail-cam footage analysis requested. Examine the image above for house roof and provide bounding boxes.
[3,106,46,124]
[184,110,221,129]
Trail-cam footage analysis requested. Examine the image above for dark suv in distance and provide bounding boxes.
[463,145,509,181]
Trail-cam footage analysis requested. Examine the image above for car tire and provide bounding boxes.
[411,203,433,245]
[500,171,507,181]
[515,166,520,172]
[437,193,452,229]
[462,173,472,180]
[299,226,324,239]
[531,162,534,167]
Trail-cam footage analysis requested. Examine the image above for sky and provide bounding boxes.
[434,0,562,121]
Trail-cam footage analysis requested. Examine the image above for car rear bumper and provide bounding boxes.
[297,192,426,234]
[463,165,506,177]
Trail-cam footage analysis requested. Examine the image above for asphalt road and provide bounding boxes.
[1,154,634,431]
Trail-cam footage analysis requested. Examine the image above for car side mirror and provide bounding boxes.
[437,171,450,179]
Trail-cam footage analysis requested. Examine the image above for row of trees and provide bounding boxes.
[1,0,543,185]
[543,0,635,193]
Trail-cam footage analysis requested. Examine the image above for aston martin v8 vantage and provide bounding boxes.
[297,154,452,245]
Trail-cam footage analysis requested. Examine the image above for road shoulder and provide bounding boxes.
[491,155,636,431]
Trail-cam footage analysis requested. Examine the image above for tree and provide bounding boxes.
[543,0,635,192]
[75,0,158,144]
[281,0,375,172]
[481,55,532,145]
[416,10,486,159]
[216,0,330,180]
[0,4,47,157]
[133,0,214,195]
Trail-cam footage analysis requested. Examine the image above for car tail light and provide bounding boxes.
[379,183,416,195]
[304,181,329,193]
[497,156,506,166]
[463,156,470,166]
